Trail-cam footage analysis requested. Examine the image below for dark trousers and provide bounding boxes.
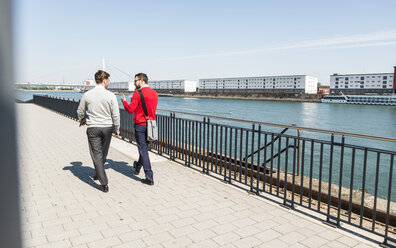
[134,124,154,182]
[87,127,113,185]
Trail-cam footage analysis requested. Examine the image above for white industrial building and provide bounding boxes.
[149,80,197,93]
[108,81,135,91]
[199,75,318,94]
[330,70,395,94]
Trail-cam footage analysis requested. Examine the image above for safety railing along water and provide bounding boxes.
[32,94,396,246]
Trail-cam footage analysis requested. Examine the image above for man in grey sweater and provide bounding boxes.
[77,70,120,193]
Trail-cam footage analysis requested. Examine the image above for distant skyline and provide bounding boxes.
[14,0,396,85]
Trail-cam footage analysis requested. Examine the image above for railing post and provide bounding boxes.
[297,128,301,176]
[383,154,394,246]
[249,124,255,193]
[170,113,174,161]
[202,117,206,172]
[205,118,210,174]
[336,135,345,227]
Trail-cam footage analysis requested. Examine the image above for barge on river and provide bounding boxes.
[321,94,396,106]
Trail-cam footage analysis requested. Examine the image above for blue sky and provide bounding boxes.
[15,0,396,85]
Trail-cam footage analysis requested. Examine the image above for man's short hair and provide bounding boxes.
[95,70,110,84]
[135,73,148,84]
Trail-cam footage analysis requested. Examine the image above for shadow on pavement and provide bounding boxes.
[63,161,98,189]
[106,159,141,182]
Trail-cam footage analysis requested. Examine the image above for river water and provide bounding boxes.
[15,90,396,200]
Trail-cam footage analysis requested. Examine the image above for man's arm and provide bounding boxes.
[77,94,87,122]
[122,91,140,114]
[111,94,120,133]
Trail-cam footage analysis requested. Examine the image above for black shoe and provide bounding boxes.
[93,175,98,181]
[133,161,140,175]
[141,179,154,186]
[98,185,109,192]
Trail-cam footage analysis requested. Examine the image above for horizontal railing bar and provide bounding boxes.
[157,109,396,143]
[156,113,396,155]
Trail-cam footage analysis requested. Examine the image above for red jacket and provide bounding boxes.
[123,86,158,125]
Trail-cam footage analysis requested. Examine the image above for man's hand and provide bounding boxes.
[120,94,126,102]
[114,131,120,136]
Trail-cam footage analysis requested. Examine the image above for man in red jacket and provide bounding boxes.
[121,73,158,185]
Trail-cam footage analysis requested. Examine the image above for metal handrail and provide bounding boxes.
[157,109,396,143]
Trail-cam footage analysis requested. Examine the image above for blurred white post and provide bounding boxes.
[102,58,106,71]
[0,0,22,247]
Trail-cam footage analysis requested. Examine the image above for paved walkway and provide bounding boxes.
[17,104,377,248]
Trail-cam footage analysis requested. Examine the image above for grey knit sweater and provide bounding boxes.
[77,85,120,132]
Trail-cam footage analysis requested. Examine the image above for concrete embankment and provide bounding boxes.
[111,91,323,103]
[170,92,322,103]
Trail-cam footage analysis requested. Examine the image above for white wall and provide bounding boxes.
[184,80,197,92]
[303,76,318,94]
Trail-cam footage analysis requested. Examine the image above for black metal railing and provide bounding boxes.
[32,94,396,246]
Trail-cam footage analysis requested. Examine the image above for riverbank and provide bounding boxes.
[172,94,322,103]
[16,89,78,92]
[110,90,323,103]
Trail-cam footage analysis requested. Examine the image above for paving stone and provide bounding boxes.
[278,231,307,245]
[35,239,72,248]
[169,225,198,238]
[232,236,262,248]
[141,231,174,246]
[112,239,147,248]
[255,229,282,243]
[210,223,239,235]
[337,236,360,247]
[192,219,219,231]
[69,232,104,246]
[258,238,289,248]
[87,236,122,248]
[187,239,220,248]
[162,236,193,247]
[212,232,242,246]
[272,222,299,234]
[317,229,343,241]
[299,235,329,248]
[171,217,197,228]
[78,223,109,235]
[118,229,150,242]
[100,225,131,238]
[23,236,48,248]
[187,229,217,243]
[325,240,350,248]
[46,229,80,242]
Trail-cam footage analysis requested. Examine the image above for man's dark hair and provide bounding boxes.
[135,73,148,84]
[95,70,110,84]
